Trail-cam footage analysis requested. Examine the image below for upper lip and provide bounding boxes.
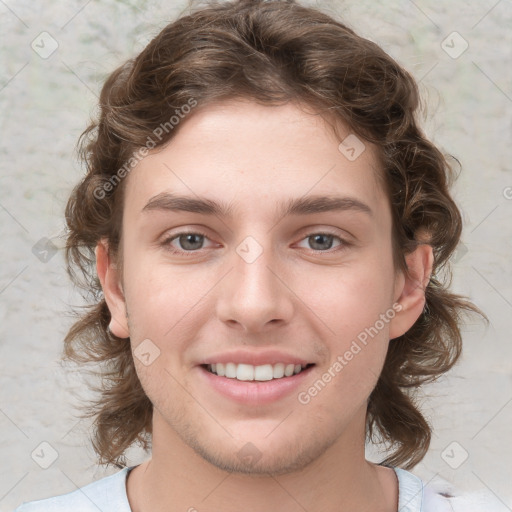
[199,349,314,367]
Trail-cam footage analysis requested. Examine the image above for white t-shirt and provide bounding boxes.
[13,465,505,511]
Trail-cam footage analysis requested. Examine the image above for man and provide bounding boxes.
[15,0,497,510]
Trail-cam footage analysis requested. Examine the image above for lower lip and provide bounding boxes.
[198,365,314,405]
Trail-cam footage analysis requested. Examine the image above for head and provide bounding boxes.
[64,0,485,472]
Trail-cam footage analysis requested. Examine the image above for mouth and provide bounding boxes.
[198,361,315,405]
[202,362,315,382]
[197,350,317,405]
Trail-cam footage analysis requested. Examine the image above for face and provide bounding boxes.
[102,99,424,475]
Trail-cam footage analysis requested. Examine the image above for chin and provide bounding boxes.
[185,426,336,476]
[196,443,320,476]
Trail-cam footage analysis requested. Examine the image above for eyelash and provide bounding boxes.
[160,230,351,256]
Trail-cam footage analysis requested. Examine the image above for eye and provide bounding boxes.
[161,230,349,256]
[162,231,214,254]
[296,232,347,252]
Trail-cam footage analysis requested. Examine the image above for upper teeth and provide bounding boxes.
[208,363,306,381]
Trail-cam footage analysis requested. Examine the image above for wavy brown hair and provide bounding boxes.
[63,0,486,470]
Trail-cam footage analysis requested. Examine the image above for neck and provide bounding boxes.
[126,408,398,512]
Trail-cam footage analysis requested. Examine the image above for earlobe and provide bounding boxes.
[389,243,433,340]
[95,240,130,339]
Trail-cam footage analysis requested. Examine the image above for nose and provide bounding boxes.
[216,239,294,333]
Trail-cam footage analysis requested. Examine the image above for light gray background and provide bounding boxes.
[1,0,511,510]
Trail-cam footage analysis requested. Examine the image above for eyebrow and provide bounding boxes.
[142,192,373,219]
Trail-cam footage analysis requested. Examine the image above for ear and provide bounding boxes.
[388,242,434,340]
[95,239,130,338]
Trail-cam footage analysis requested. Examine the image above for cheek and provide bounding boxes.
[123,256,218,397]
[296,255,395,401]
[298,314,391,419]
[301,257,396,340]
[124,251,210,337]
[296,337,388,431]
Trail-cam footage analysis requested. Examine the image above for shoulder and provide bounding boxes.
[394,467,507,512]
[12,466,134,512]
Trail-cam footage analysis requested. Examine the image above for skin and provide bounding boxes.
[96,99,433,512]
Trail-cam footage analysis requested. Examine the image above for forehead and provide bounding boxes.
[123,99,389,226]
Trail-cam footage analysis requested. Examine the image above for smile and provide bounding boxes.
[204,362,313,381]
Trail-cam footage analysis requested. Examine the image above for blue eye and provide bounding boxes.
[161,231,349,256]
[297,233,344,251]
[163,232,212,253]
